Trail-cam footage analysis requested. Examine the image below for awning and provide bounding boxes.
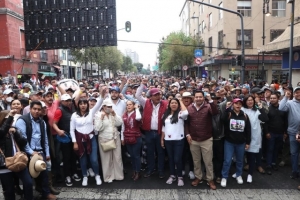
[53,65,61,69]
[38,71,57,77]
[259,4,300,53]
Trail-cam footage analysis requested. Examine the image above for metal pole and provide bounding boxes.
[66,50,69,78]
[188,0,245,83]
[288,1,295,87]
[262,2,266,81]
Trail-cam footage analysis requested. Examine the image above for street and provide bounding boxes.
[4,161,300,200]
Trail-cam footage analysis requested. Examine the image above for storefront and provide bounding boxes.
[228,65,267,82]
[207,65,221,80]
[38,64,57,80]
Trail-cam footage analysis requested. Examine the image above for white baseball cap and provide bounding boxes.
[3,89,13,95]
[61,94,72,101]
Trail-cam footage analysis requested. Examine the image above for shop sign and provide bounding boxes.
[38,64,51,71]
[245,66,258,70]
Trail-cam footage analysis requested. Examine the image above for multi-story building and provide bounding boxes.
[0,0,60,83]
[180,0,290,83]
[125,49,139,64]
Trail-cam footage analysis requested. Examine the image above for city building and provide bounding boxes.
[180,0,290,83]
[261,0,300,87]
[0,0,60,83]
[124,49,139,63]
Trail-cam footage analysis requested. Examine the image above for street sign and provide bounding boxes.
[194,57,202,65]
[194,49,203,58]
[182,65,188,71]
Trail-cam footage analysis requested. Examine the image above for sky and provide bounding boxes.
[116,0,184,69]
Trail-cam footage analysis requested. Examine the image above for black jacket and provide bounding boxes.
[265,104,288,134]
[0,116,27,169]
[222,109,252,145]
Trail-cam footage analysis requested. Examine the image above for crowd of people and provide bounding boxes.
[0,75,299,200]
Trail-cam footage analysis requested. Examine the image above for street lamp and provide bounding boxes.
[261,0,271,81]
[191,16,200,78]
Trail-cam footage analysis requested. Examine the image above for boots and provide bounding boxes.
[133,172,141,181]
[48,172,60,195]
[131,172,136,179]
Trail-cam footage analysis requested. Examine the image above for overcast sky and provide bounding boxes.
[116,0,184,69]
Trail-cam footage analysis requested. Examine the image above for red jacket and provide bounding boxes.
[123,111,141,137]
[185,101,219,142]
[142,100,168,134]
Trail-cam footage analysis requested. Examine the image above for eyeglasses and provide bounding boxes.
[106,106,112,108]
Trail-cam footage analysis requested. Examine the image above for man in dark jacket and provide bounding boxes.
[185,90,219,190]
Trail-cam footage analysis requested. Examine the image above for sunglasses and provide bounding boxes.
[106,106,112,108]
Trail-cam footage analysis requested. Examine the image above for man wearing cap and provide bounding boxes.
[279,86,300,180]
[16,101,57,200]
[23,91,41,115]
[52,94,80,187]
[121,78,139,105]
[20,83,32,95]
[2,89,14,110]
[181,92,195,180]
[44,80,53,92]
[136,78,168,179]
[263,87,273,106]
[109,86,126,116]
[185,91,219,189]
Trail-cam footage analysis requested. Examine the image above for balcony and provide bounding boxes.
[40,52,48,62]
[52,55,58,63]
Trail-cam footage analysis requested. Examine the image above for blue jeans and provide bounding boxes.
[289,134,300,173]
[145,130,165,173]
[266,133,284,166]
[222,140,245,179]
[165,139,184,177]
[79,136,100,177]
[126,137,142,172]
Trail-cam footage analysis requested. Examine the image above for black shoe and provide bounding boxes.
[266,166,272,175]
[290,171,299,179]
[65,176,73,187]
[272,165,278,171]
[159,172,165,179]
[15,185,23,195]
[143,171,155,178]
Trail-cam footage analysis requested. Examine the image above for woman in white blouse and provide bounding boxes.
[161,98,188,186]
[70,89,105,187]
[94,99,124,183]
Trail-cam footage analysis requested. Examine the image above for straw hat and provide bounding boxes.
[29,154,46,178]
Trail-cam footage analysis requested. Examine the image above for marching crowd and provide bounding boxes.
[0,75,300,200]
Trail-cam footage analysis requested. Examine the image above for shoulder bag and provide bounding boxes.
[100,115,117,152]
[5,135,28,172]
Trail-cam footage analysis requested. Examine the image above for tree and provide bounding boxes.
[121,56,134,73]
[134,62,143,73]
[158,32,203,73]
[104,47,123,77]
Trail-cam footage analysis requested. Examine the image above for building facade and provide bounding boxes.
[0,0,61,83]
[125,49,139,64]
[181,0,290,83]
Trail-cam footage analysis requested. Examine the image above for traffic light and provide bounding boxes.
[125,21,131,32]
[231,68,235,74]
[236,55,242,66]
[231,57,236,66]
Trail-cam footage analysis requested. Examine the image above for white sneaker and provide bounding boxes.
[188,171,195,180]
[95,175,102,185]
[232,173,236,178]
[247,174,252,183]
[236,176,243,184]
[220,178,227,187]
[182,171,185,176]
[88,168,95,177]
[82,177,88,186]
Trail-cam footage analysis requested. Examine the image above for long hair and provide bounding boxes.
[0,110,10,126]
[76,99,89,117]
[162,98,181,126]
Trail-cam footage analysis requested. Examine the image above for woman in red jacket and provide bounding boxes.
[121,100,142,181]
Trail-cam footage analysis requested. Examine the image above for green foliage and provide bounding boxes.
[122,56,134,73]
[158,32,203,72]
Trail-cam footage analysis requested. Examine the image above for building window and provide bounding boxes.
[237,29,253,49]
[208,0,211,3]
[199,24,202,34]
[219,2,223,19]
[218,31,223,48]
[209,13,212,28]
[237,0,252,17]
[272,0,286,17]
[270,29,284,42]
[202,20,205,32]
[208,37,213,53]
[62,51,66,60]
[200,1,204,14]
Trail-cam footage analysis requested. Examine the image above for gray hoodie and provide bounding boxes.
[279,96,300,135]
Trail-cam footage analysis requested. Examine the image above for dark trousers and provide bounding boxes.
[145,130,165,173]
[61,142,78,177]
[0,168,33,200]
[266,133,284,166]
[165,139,184,177]
[52,135,61,177]
[35,153,51,197]
[246,151,262,175]
[126,137,142,172]
[213,138,224,178]
[182,138,194,172]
